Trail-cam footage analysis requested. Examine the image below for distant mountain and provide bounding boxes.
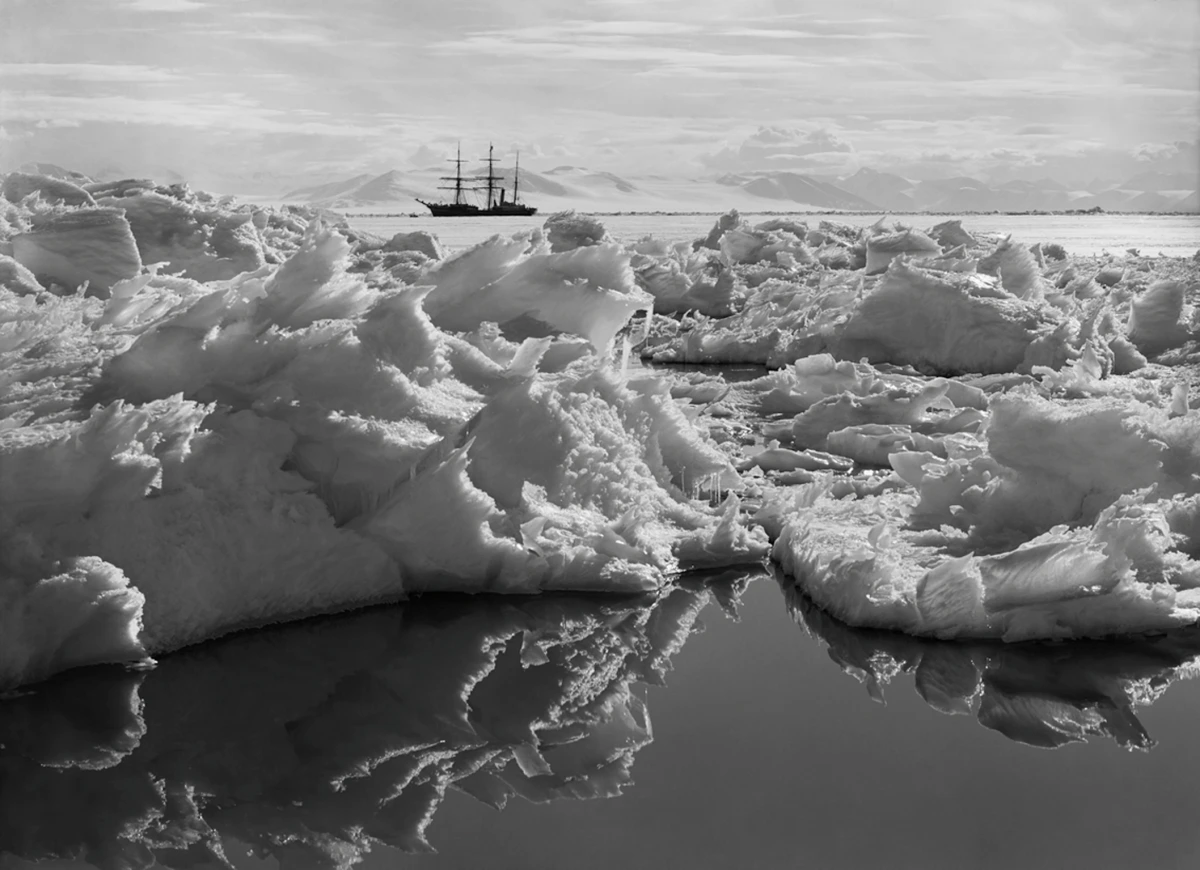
[544,166,641,194]
[9,159,1193,214]
[344,170,430,203]
[910,177,990,211]
[465,167,576,198]
[837,168,914,211]
[279,164,646,210]
[736,172,879,210]
[1175,191,1200,212]
[284,174,375,202]
[997,177,1068,193]
[269,164,1197,214]
[1120,170,1199,193]
[1073,188,1140,211]
[1124,190,1175,211]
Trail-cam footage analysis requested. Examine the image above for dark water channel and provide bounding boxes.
[4,572,1200,870]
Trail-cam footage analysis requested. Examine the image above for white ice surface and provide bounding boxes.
[0,193,767,689]
[3,176,1199,688]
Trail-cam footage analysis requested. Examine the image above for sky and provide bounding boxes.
[0,0,1197,193]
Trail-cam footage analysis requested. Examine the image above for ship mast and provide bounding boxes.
[513,151,520,204]
[436,143,467,206]
[482,143,503,211]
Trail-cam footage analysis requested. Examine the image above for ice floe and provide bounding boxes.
[2,170,1199,691]
[0,175,767,689]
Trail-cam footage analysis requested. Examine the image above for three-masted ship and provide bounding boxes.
[417,144,537,217]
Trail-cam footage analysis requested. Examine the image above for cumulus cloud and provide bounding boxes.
[700,126,855,172]
[408,143,447,168]
[1132,140,1197,166]
[861,138,1200,186]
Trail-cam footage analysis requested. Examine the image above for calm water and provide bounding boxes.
[346,212,1200,258]
[5,573,1200,870]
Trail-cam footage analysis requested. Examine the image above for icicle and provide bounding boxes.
[707,471,723,506]
[639,303,655,344]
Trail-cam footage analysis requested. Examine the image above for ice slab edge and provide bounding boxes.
[0,179,769,690]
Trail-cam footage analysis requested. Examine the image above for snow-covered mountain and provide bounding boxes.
[835,168,916,211]
[280,166,888,213]
[835,169,1198,213]
[543,166,642,194]
[283,174,376,203]
[724,172,879,211]
[8,154,1196,213]
[280,165,647,210]
[272,164,1198,214]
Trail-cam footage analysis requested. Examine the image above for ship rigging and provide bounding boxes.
[417,143,537,217]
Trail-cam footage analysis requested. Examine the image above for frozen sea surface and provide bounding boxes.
[347,212,1200,258]
[5,575,1200,870]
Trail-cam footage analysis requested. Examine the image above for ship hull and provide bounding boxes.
[418,200,537,217]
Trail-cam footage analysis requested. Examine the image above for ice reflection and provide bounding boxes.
[0,573,751,870]
[785,579,1200,751]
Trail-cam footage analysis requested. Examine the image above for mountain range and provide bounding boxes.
[12,160,1197,214]
[277,164,1198,214]
[835,168,1198,214]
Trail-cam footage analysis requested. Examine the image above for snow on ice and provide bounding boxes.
[0,176,769,690]
[1,174,1199,691]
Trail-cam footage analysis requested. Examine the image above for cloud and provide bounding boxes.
[856,138,1200,185]
[234,10,306,20]
[408,143,447,168]
[121,0,206,10]
[700,126,854,171]
[723,27,924,41]
[2,0,1195,191]
[0,92,384,137]
[0,125,33,141]
[431,32,815,77]
[513,20,703,37]
[206,29,333,46]
[0,63,182,83]
[1132,140,1197,164]
[1016,125,1061,136]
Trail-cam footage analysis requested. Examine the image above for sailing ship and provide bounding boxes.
[417,144,537,217]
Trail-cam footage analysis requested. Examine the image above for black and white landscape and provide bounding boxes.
[2,1,1199,868]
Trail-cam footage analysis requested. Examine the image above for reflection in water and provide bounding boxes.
[785,577,1200,751]
[0,573,752,870]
